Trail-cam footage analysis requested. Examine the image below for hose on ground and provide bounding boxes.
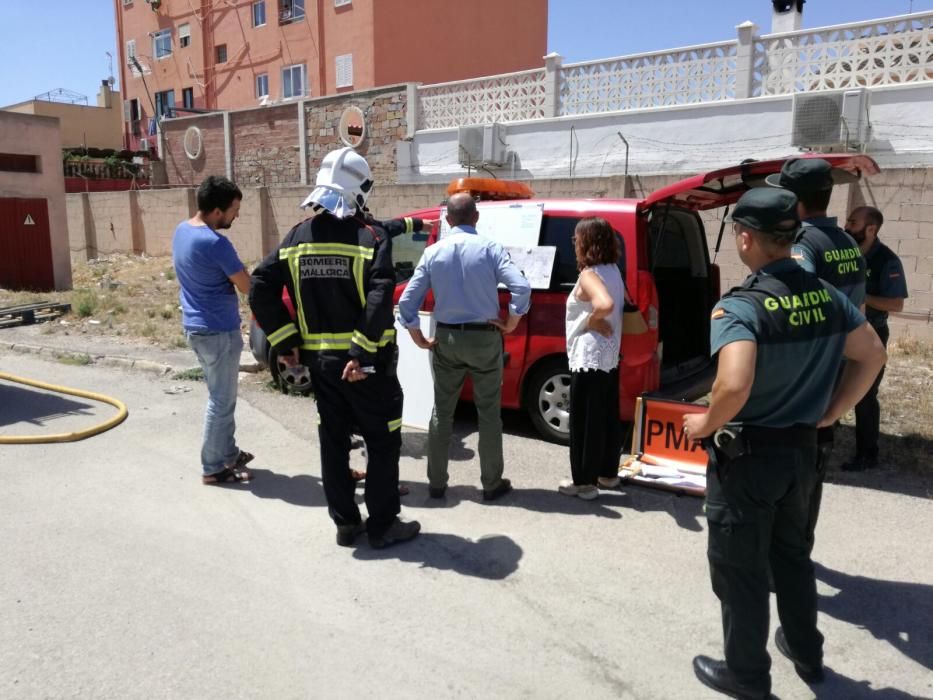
[0,371,128,444]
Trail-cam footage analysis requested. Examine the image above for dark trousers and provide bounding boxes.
[705,437,824,691]
[854,324,889,461]
[569,367,622,486]
[311,360,403,537]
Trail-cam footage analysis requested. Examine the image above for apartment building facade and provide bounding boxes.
[114,0,547,151]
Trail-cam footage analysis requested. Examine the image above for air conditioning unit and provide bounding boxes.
[791,89,870,150]
[457,123,507,167]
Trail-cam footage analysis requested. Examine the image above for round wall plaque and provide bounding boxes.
[338,106,366,148]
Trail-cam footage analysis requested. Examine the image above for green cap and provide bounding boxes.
[765,157,834,194]
[731,188,801,239]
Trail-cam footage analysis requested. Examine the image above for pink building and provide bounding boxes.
[115,0,547,150]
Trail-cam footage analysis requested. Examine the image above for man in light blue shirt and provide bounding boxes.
[398,193,531,501]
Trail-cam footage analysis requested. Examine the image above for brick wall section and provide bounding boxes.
[84,192,138,256]
[851,169,933,325]
[162,114,227,187]
[135,190,196,257]
[232,104,301,187]
[67,194,90,261]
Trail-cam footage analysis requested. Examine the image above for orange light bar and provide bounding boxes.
[446,178,534,201]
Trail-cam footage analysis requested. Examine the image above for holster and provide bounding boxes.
[702,426,748,484]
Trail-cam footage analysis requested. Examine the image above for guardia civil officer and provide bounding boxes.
[682,188,885,699]
[766,157,868,552]
[249,147,420,549]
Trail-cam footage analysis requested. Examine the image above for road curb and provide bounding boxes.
[0,338,261,378]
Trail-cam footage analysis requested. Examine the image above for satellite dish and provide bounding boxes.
[183,125,203,160]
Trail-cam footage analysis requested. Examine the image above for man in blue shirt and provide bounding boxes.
[398,192,531,501]
[683,188,885,699]
[842,205,909,471]
[172,176,253,484]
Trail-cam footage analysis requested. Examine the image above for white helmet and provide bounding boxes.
[300,147,373,218]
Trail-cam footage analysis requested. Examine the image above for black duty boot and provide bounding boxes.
[774,627,825,684]
[368,518,421,549]
[692,656,771,700]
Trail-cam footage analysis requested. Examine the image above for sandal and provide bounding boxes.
[232,450,255,469]
[202,466,251,485]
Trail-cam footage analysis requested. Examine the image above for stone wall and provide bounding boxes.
[158,85,411,190]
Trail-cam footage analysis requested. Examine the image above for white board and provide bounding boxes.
[439,202,544,249]
[395,311,436,431]
[505,245,556,290]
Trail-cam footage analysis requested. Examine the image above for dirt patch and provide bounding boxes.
[0,254,253,351]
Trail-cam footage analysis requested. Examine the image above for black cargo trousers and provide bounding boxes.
[704,427,824,692]
[311,355,403,539]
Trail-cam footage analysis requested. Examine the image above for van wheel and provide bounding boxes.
[525,358,571,444]
[268,348,312,397]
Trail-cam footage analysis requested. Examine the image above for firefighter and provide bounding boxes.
[249,147,420,549]
[683,188,885,699]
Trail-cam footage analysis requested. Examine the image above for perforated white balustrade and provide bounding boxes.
[755,11,933,96]
[558,41,738,115]
[417,69,548,130]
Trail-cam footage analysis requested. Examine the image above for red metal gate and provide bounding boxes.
[0,198,54,291]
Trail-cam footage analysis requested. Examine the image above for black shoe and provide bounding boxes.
[775,627,824,684]
[692,656,770,700]
[428,485,447,498]
[483,478,513,501]
[336,520,366,547]
[368,518,421,549]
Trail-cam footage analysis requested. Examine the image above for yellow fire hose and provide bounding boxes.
[0,371,128,444]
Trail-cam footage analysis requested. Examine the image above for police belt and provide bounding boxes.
[703,423,817,469]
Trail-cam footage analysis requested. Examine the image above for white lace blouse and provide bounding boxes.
[565,264,625,372]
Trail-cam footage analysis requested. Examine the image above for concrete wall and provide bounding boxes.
[0,112,71,290]
[66,167,933,338]
[4,93,124,151]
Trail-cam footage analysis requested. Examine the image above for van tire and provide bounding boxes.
[525,358,572,445]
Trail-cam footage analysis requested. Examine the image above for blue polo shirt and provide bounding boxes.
[710,258,865,427]
[172,221,245,332]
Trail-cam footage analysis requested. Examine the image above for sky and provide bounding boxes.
[0,0,929,107]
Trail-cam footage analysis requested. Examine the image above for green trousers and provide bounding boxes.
[427,327,505,491]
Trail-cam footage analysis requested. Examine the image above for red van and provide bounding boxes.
[250,154,880,443]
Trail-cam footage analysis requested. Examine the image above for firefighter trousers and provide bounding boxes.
[311,359,403,538]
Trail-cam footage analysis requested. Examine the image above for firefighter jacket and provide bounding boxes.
[249,212,420,368]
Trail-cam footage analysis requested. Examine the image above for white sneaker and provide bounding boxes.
[597,476,621,489]
[558,480,599,500]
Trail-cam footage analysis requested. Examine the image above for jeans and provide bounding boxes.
[186,329,243,475]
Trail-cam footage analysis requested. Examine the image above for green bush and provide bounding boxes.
[73,289,99,318]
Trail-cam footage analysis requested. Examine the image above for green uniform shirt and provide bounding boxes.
[710,258,864,428]
[792,216,866,308]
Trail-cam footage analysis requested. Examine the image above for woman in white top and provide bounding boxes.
[559,217,626,500]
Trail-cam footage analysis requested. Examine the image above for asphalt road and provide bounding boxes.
[1,350,931,700]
